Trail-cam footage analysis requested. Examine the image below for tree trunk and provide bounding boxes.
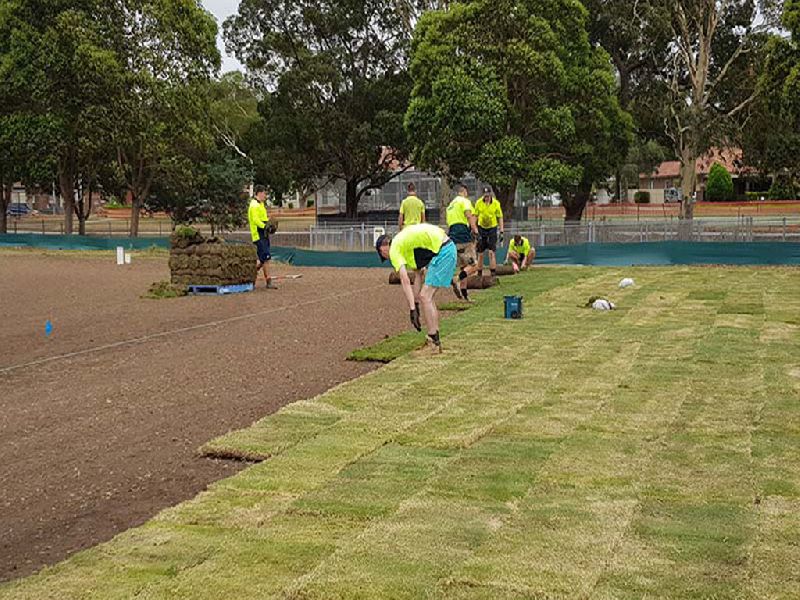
[130,193,141,237]
[0,181,10,235]
[59,169,75,235]
[494,180,517,221]
[563,181,592,222]
[345,178,358,219]
[76,180,92,236]
[438,168,451,227]
[77,202,86,236]
[679,146,697,221]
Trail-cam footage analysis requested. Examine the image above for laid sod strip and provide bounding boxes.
[348,267,593,362]
[3,267,800,600]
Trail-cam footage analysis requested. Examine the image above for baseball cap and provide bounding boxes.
[375,234,390,262]
[482,186,492,195]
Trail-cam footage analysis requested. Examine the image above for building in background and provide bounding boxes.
[635,148,767,203]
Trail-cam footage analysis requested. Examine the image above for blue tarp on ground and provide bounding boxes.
[2,234,800,266]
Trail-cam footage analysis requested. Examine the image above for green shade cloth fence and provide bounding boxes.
[2,234,800,266]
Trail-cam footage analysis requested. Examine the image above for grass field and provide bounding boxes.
[2,266,799,599]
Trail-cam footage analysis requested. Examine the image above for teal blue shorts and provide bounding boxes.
[425,240,457,288]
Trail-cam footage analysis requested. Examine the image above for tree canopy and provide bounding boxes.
[405,0,631,220]
[225,0,413,217]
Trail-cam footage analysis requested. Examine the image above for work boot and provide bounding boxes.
[426,332,443,354]
[265,279,279,290]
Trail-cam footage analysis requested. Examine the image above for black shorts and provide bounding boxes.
[476,227,498,252]
[254,235,271,262]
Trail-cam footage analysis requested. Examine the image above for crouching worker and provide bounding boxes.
[376,223,457,353]
[507,234,536,273]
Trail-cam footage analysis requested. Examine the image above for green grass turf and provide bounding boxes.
[3,266,800,599]
[348,269,586,362]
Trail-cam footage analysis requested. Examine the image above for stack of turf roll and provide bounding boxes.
[169,226,257,287]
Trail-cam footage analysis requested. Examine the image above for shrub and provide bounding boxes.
[768,177,798,200]
[306,198,315,208]
[634,191,650,204]
[745,191,767,202]
[705,162,735,202]
[174,225,199,239]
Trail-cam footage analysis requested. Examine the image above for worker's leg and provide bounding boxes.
[420,241,456,351]
[457,242,478,300]
[258,236,277,289]
[524,250,536,269]
[420,284,439,337]
[507,250,521,272]
[413,269,424,310]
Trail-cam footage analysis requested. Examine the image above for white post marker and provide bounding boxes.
[124,253,132,265]
[116,246,125,266]
[373,227,385,245]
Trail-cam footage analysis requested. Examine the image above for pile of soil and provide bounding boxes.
[169,231,257,286]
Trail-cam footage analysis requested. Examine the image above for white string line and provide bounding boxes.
[0,284,385,376]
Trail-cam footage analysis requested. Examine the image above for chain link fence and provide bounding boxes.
[5,216,800,250]
[260,217,800,251]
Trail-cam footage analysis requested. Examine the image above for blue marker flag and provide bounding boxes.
[45,320,53,337]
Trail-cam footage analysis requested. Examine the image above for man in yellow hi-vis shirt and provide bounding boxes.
[473,186,504,278]
[507,234,536,273]
[248,185,277,289]
[375,223,457,353]
[446,184,479,301]
[398,183,426,229]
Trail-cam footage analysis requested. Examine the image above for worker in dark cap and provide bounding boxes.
[472,186,505,279]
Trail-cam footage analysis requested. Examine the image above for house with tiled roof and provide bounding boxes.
[635,148,766,203]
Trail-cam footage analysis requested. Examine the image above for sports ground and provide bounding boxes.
[1,251,799,598]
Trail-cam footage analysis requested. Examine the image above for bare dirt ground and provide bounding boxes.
[0,251,408,582]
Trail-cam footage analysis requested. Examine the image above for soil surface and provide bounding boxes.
[0,251,408,582]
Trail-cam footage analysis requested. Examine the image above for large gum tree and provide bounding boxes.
[405,0,630,221]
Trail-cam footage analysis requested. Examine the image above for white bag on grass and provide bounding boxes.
[592,299,616,311]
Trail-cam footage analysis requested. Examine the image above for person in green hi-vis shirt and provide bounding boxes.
[248,185,278,289]
[446,184,479,301]
[398,183,426,229]
[375,223,457,353]
[473,186,505,279]
[507,234,536,273]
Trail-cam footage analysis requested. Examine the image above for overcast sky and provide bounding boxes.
[202,0,244,73]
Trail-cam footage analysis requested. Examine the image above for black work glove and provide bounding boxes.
[499,231,505,245]
[409,308,422,331]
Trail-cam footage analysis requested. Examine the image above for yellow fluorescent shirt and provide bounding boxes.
[389,223,447,272]
[510,237,531,256]
[399,195,425,226]
[248,199,269,242]
[474,197,503,229]
[446,195,473,227]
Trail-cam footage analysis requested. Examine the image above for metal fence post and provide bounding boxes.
[783,217,787,242]
[540,223,545,247]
